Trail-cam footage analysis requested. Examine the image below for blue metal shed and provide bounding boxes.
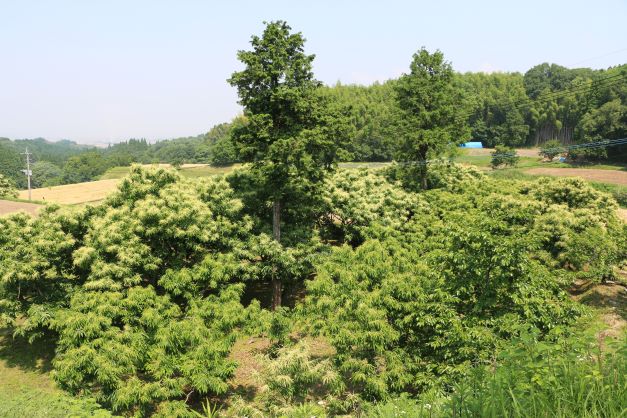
[460,141,483,148]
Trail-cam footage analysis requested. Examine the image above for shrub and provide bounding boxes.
[425,162,485,192]
[539,139,565,160]
[490,145,519,168]
[321,169,427,244]
[256,341,343,416]
[0,173,18,198]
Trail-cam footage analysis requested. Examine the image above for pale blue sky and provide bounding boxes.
[1,0,626,144]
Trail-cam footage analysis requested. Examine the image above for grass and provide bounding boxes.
[177,164,241,178]
[368,280,627,418]
[0,331,113,417]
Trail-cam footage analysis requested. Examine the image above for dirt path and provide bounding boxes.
[524,167,627,186]
[465,148,540,157]
[0,200,42,216]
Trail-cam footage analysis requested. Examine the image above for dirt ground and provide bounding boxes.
[524,167,627,186]
[0,200,42,216]
[569,279,626,341]
[464,147,540,157]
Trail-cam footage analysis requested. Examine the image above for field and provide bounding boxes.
[18,179,121,205]
[525,167,627,186]
[0,331,111,417]
[4,154,626,211]
[100,163,240,180]
[14,165,241,206]
[0,199,42,216]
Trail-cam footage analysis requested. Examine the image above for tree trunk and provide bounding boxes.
[420,167,428,190]
[271,200,282,310]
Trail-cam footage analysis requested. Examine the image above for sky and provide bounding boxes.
[1,0,626,145]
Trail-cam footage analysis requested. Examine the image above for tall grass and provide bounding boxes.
[368,327,626,418]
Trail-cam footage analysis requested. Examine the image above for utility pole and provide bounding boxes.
[21,148,32,200]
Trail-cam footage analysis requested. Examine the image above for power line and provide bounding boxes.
[569,47,627,66]
[453,72,626,124]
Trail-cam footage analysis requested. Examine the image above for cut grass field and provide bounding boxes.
[18,179,121,205]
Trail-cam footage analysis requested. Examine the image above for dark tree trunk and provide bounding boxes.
[271,200,282,310]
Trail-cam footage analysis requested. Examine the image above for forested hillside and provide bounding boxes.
[1,62,625,190]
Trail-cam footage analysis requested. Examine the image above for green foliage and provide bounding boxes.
[367,325,626,418]
[539,139,565,160]
[0,386,114,418]
[61,151,112,184]
[321,81,397,161]
[457,72,530,147]
[425,161,485,191]
[490,145,519,168]
[0,206,85,338]
[0,173,18,198]
[1,161,625,417]
[31,161,63,187]
[572,98,627,161]
[228,21,352,216]
[393,48,468,189]
[320,169,425,244]
[256,341,342,415]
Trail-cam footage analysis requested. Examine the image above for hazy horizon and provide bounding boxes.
[2,0,626,144]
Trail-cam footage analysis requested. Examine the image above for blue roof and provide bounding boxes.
[460,142,483,148]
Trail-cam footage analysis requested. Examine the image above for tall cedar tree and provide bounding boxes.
[228,21,350,308]
[394,48,467,189]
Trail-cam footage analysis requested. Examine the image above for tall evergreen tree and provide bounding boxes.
[228,21,350,308]
[393,48,467,190]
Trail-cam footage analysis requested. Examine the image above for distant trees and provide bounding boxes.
[32,161,63,187]
[61,152,110,184]
[457,72,530,147]
[321,81,397,161]
[393,48,467,189]
[0,62,624,189]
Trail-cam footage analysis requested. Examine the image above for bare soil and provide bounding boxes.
[0,200,42,217]
[464,148,540,157]
[569,279,626,341]
[524,167,627,186]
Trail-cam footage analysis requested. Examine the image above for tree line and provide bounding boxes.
[1,61,624,191]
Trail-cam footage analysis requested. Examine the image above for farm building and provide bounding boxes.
[460,141,483,148]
